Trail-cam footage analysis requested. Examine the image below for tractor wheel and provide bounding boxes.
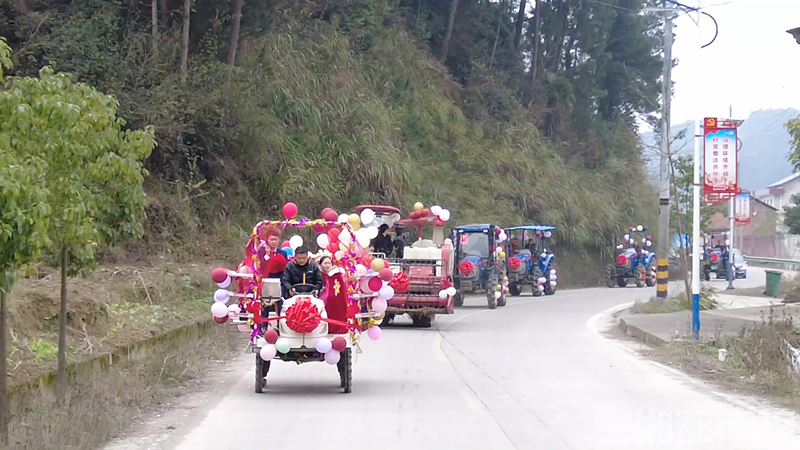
[617,276,628,288]
[508,283,522,296]
[635,267,645,288]
[532,284,542,296]
[454,292,464,307]
[545,281,556,296]
[605,265,615,288]
[255,353,269,393]
[340,348,353,394]
[487,291,498,309]
[412,313,434,328]
[646,267,657,287]
[498,293,507,306]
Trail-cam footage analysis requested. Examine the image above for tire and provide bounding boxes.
[605,265,615,288]
[703,270,710,282]
[544,281,556,296]
[645,267,656,287]
[454,292,464,307]
[412,313,434,328]
[532,284,542,297]
[508,283,522,296]
[487,292,497,309]
[617,276,628,288]
[635,267,645,288]
[498,294,507,306]
[255,353,269,393]
[341,348,353,394]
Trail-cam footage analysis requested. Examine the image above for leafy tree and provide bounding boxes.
[3,57,156,404]
[783,194,800,236]
[0,37,53,444]
[787,117,800,171]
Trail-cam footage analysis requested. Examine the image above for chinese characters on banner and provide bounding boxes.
[703,117,739,195]
[734,193,751,225]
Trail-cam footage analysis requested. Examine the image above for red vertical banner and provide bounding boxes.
[703,117,739,195]
[734,193,751,226]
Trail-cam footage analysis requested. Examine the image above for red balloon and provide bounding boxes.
[321,208,338,222]
[379,268,393,282]
[368,276,383,292]
[283,202,298,219]
[328,228,341,243]
[332,336,347,352]
[422,208,431,217]
[327,242,338,253]
[282,240,290,248]
[211,268,228,283]
[312,223,326,233]
[264,328,279,344]
[214,315,228,324]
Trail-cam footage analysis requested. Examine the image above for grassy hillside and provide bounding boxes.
[1,0,659,284]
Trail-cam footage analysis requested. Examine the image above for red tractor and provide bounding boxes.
[355,205,455,328]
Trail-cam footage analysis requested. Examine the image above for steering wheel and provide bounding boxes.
[291,283,317,294]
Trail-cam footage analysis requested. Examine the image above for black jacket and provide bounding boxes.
[371,234,394,256]
[282,260,324,293]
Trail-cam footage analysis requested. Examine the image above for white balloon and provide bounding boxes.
[439,209,451,221]
[637,225,644,231]
[289,235,303,250]
[371,298,388,313]
[357,232,371,248]
[543,231,552,238]
[355,264,367,276]
[259,344,277,361]
[366,225,379,239]
[360,208,376,225]
[446,286,457,296]
[646,240,652,247]
[438,290,448,299]
[431,205,443,216]
[317,234,330,248]
[211,302,228,318]
[325,350,341,365]
[339,230,353,245]
[337,213,348,223]
[216,277,231,289]
[623,234,630,240]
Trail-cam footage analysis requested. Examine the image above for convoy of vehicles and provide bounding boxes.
[452,224,509,309]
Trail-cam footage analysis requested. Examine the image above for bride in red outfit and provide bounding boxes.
[316,254,349,334]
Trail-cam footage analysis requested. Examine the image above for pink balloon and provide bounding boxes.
[378,285,394,301]
[325,350,341,365]
[367,326,382,340]
[283,202,298,219]
[361,277,374,294]
[371,298,387,313]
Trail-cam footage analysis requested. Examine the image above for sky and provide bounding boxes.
[642,0,800,130]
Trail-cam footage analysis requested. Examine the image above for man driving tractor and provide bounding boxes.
[282,246,324,299]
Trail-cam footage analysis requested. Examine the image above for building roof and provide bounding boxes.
[753,196,779,211]
[767,172,800,188]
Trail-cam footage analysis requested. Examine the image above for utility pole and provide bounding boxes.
[691,0,703,340]
[657,5,675,300]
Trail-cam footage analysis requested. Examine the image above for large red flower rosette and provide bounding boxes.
[284,299,322,334]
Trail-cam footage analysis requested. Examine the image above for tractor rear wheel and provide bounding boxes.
[606,265,615,288]
[617,276,628,288]
[508,283,522,296]
[454,292,464,307]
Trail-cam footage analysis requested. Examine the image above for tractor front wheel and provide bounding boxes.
[606,265,616,288]
[508,283,522,296]
[635,267,645,288]
[617,276,628,288]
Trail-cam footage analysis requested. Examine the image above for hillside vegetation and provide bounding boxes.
[1,0,662,282]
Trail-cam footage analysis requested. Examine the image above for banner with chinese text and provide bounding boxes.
[734,193,751,225]
[703,117,738,195]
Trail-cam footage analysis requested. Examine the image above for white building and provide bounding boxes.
[754,173,800,258]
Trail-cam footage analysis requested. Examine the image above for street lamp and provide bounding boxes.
[788,27,800,45]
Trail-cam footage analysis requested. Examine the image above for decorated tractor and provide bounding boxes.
[365,202,455,328]
[209,203,389,394]
[452,224,509,309]
[605,225,656,288]
[504,225,558,296]
[702,246,729,281]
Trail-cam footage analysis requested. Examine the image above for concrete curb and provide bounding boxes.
[618,316,667,346]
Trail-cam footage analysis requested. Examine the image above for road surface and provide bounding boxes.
[104,267,800,450]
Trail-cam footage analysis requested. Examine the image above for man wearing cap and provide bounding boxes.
[248,226,290,330]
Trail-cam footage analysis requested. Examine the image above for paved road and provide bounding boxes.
[104,267,800,450]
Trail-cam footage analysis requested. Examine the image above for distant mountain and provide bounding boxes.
[641,109,798,190]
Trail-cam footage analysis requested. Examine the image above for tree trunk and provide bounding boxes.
[439,0,459,60]
[56,245,68,405]
[0,286,8,445]
[160,0,169,28]
[669,159,692,299]
[180,0,191,85]
[531,0,541,81]
[226,0,244,68]
[152,0,159,56]
[513,0,527,51]
[489,0,505,70]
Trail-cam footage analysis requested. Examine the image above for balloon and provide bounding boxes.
[260,344,277,361]
[317,234,330,248]
[288,235,303,250]
[414,202,424,212]
[439,209,451,221]
[361,277,374,294]
[214,315,228,324]
[315,338,332,354]
[347,213,361,230]
[211,302,228,318]
[282,240,290,248]
[538,277,546,284]
[538,285,545,292]
[379,268,393,281]
[332,336,347,352]
[327,242,338,253]
[623,234,630,240]
[339,230,353,245]
[337,213,349,223]
[494,291,502,300]
[637,225,644,231]
[282,246,294,257]
[321,207,338,222]
[378,285,395,301]
[211,268,229,283]
[646,240,652,247]
[356,229,371,248]
[544,231,552,238]
[355,264,367,276]
[366,226,379,239]
[422,208,431,217]
[367,326,382,341]
[214,289,230,303]
[275,338,291,354]
[264,328,279,344]
[228,303,240,313]
[438,290,448,299]
[446,286,457,297]
[335,251,345,260]
[368,276,383,292]
[240,265,252,274]
[237,324,250,333]
[551,281,557,288]
[338,242,349,253]
[371,259,385,271]
[499,251,506,258]
[283,202,298,219]
[313,222,326,233]
[371,298,387,313]
[498,232,507,243]
[325,350,341,365]
[360,208,376,225]
[431,205,442,216]
[216,277,231,289]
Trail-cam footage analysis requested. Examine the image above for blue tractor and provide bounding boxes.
[452,224,508,309]
[605,225,657,288]
[504,225,558,297]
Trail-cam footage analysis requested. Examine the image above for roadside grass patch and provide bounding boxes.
[631,286,720,314]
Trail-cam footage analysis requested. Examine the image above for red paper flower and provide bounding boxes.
[284,299,322,334]
[508,257,522,270]
[389,272,410,293]
[459,260,475,275]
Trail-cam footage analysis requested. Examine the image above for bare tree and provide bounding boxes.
[530,0,541,82]
[226,0,244,69]
[152,0,158,56]
[489,0,506,69]
[513,0,527,51]
[439,0,460,60]
[180,0,191,85]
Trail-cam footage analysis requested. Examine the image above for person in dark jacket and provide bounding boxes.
[370,224,394,256]
[282,246,324,297]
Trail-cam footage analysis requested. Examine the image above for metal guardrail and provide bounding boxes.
[743,255,800,270]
